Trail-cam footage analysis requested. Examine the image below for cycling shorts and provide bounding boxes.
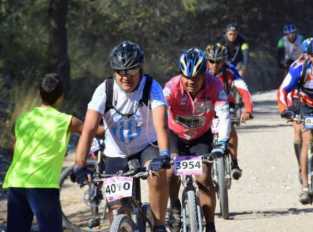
[169,130,213,157]
[104,143,158,174]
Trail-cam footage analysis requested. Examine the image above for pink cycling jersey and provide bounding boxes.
[163,74,231,141]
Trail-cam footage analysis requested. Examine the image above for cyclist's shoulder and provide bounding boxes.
[289,57,307,76]
[164,75,181,87]
[277,36,285,47]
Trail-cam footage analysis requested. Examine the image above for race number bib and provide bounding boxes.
[174,156,203,176]
[304,116,313,129]
[103,177,133,202]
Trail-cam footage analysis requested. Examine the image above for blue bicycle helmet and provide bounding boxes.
[301,38,313,54]
[179,48,207,78]
[283,23,297,34]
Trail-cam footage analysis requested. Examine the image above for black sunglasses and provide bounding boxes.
[208,59,223,64]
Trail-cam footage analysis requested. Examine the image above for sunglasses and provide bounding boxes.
[116,68,140,77]
[208,59,223,64]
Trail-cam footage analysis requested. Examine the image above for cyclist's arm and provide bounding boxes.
[277,65,302,112]
[75,110,102,166]
[151,80,169,152]
[152,105,169,152]
[75,82,106,166]
[70,116,104,137]
[233,78,253,113]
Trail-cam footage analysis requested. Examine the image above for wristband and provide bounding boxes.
[159,149,170,157]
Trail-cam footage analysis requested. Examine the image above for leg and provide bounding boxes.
[196,164,216,232]
[299,129,312,204]
[27,189,63,232]
[141,145,169,226]
[229,126,238,159]
[293,122,302,167]
[229,126,242,180]
[7,188,33,232]
[147,170,169,225]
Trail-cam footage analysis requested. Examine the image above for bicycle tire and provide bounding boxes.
[184,190,200,232]
[216,157,229,219]
[110,214,136,232]
[60,160,107,232]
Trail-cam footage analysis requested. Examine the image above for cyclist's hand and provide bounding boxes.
[240,112,252,122]
[149,156,171,172]
[280,110,295,120]
[70,164,88,185]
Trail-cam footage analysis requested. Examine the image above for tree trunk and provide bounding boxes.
[47,0,70,93]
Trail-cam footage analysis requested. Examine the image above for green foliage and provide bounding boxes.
[1,0,313,147]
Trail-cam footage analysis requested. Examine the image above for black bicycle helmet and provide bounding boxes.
[205,43,228,62]
[226,23,238,32]
[110,41,144,70]
[179,48,207,78]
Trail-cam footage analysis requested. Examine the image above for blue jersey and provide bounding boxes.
[277,56,313,111]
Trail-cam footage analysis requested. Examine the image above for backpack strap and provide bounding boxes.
[104,75,153,115]
[139,75,153,106]
[105,78,114,113]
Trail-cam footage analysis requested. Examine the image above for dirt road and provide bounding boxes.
[1,91,313,231]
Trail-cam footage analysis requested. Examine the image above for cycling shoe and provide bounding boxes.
[299,189,311,205]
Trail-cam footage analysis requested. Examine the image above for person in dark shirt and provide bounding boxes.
[219,23,249,78]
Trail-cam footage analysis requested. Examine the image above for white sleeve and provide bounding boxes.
[150,80,167,109]
[87,81,107,114]
[214,90,231,142]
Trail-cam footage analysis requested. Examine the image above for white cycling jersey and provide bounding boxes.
[278,34,303,62]
[88,75,166,158]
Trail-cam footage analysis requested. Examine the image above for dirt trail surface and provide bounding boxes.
[1,91,313,231]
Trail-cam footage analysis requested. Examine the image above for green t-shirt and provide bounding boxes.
[3,106,72,189]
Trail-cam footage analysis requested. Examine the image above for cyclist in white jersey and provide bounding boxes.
[74,41,170,231]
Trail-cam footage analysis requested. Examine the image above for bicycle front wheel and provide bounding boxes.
[216,157,229,219]
[183,190,202,232]
[60,160,108,232]
[110,214,136,232]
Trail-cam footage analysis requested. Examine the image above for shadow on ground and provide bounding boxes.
[218,207,313,221]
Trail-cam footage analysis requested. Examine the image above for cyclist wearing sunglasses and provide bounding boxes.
[206,42,253,180]
[164,48,230,232]
[278,38,313,205]
[74,41,169,231]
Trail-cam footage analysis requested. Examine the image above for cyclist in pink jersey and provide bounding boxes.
[164,48,230,232]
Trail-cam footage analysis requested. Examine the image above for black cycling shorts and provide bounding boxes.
[169,130,213,157]
[104,144,158,174]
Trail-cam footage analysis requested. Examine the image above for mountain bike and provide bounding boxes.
[59,138,108,232]
[103,159,155,232]
[170,154,212,232]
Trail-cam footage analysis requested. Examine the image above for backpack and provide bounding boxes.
[104,75,153,117]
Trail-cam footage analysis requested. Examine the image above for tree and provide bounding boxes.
[47,0,70,93]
